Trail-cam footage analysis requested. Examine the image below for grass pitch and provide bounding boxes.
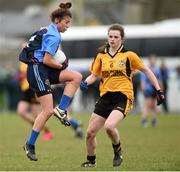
[0,112,180,171]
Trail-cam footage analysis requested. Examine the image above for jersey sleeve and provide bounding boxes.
[128,51,146,71]
[90,54,102,76]
[42,34,60,56]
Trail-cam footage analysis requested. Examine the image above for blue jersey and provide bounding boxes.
[19,23,61,64]
[141,66,162,96]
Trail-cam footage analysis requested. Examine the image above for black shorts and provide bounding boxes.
[94,92,133,119]
[27,63,61,97]
[20,88,38,104]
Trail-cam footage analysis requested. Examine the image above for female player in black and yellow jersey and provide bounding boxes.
[17,62,54,141]
[80,24,164,167]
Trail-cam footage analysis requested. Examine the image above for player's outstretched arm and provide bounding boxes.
[80,74,98,91]
[140,67,165,105]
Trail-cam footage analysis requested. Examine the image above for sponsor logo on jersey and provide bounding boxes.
[119,60,124,67]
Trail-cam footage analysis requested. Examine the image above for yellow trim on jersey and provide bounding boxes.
[124,98,133,116]
[90,45,146,99]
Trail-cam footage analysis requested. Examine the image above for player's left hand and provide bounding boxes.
[156,90,165,106]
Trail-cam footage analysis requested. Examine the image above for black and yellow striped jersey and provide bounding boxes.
[90,45,146,99]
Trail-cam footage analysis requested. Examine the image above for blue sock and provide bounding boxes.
[142,118,147,127]
[27,130,39,145]
[69,118,80,130]
[152,118,157,127]
[142,118,147,124]
[58,95,71,111]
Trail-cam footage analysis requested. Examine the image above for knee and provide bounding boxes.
[73,72,82,84]
[86,129,96,141]
[104,122,114,135]
[17,106,26,117]
[42,108,54,118]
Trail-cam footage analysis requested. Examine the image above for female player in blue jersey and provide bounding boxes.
[19,2,82,161]
[140,54,163,127]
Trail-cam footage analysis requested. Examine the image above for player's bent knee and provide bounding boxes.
[104,123,114,134]
[42,109,54,118]
[18,111,26,117]
[73,72,82,83]
[86,130,96,140]
[17,107,27,117]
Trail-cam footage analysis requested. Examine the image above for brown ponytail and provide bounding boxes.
[50,2,72,22]
[98,43,110,53]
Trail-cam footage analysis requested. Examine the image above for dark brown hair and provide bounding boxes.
[108,23,125,39]
[50,2,72,22]
[98,23,125,53]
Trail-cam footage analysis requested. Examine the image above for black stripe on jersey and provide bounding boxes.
[108,45,123,58]
[126,58,131,78]
[121,46,129,53]
[100,78,104,84]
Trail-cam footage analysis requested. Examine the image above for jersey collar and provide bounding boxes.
[106,44,124,58]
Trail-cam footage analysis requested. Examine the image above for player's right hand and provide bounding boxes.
[80,81,88,91]
[156,89,165,106]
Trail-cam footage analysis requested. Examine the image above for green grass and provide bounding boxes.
[0,91,5,110]
[0,112,180,171]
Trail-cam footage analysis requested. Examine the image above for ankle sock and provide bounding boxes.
[87,155,96,163]
[112,142,121,152]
